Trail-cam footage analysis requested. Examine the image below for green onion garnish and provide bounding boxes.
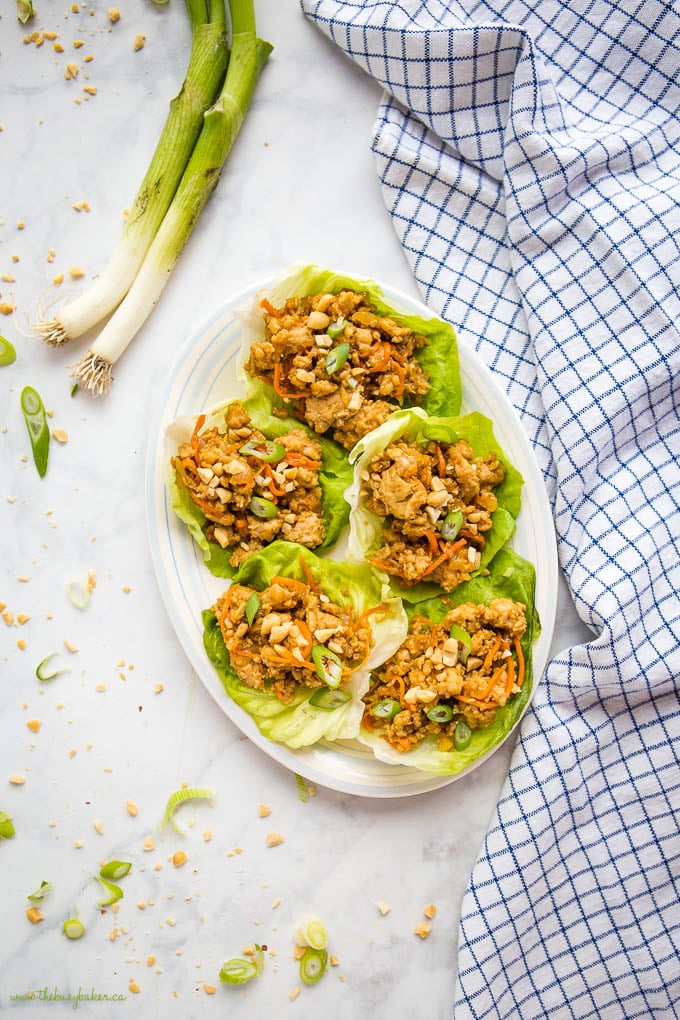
[239,438,285,462]
[0,336,16,366]
[16,0,35,24]
[20,386,50,478]
[160,786,215,835]
[426,704,454,723]
[449,624,472,664]
[27,880,52,905]
[441,510,464,541]
[219,945,264,985]
[96,877,124,907]
[308,688,351,710]
[35,653,69,682]
[245,591,260,625]
[311,645,343,689]
[454,719,472,751]
[63,917,85,940]
[295,914,328,951]
[295,773,309,803]
[70,382,79,398]
[326,317,347,339]
[0,811,15,840]
[66,578,90,610]
[325,342,350,375]
[299,947,328,986]
[99,860,132,881]
[248,496,278,519]
[370,698,401,720]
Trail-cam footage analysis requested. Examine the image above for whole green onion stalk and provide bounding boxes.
[72,0,271,397]
[33,0,229,347]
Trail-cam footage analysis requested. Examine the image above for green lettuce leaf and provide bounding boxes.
[237,260,461,423]
[202,541,408,749]
[345,407,524,602]
[166,396,355,579]
[358,547,540,775]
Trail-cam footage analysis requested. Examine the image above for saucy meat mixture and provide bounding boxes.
[363,599,527,753]
[362,436,505,590]
[172,402,326,568]
[245,289,431,449]
[214,576,371,704]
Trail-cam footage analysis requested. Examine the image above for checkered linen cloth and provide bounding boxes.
[300,2,680,1017]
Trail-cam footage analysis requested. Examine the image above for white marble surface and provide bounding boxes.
[0,2,592,1018]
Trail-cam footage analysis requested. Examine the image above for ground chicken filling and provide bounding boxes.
[245,289,431,449]
[363,599,527,753]
[172,402,326,568]
[362,436,505,590]
[214,577,372,704]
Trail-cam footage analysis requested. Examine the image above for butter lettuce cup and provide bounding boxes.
[358,547,540,776]
[166,391,354,579]
[201,541,408,750]
[346,407,524,602]
[236,261,462,453]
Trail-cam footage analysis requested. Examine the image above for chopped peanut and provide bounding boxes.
[258,803,271,817]
[26,907,44,924]
[414,922,431,939]
[172,850,187,868]
[424,904,437,919]
[266,832,284,848]
[133,34,145,51]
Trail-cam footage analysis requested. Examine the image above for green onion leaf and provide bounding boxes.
[99,860,132,881]
[96,877,124,907]
[308,688,351,710]
[441,510,464,541]
[27,880,52,905]
[295,914,328,951]
[239,438,286,462]
[20,386,50,478]
[160,786,214,834]
[248,496,278,520]
[326,318,347,339]
[311,645,343,689]
[35,653,69,682]
[244,591,260,625]
[295,773,309,803]
[63,917,85,940]
[454,719,472,751]
[219,945,264,985]
[426,704,454,723]
[370,698,401,720]
[0,336,16,366]
[0,811,15,840]
[449,624,472,664]
[70,383,79,397]
[299,947,328,986]
[325,342,350,375]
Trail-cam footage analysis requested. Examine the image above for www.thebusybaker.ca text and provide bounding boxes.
[9,986,127,1009]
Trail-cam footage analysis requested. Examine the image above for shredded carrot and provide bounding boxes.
[419,545,453,579]
[367,341,392,373]
[395,736,412,752]
[454,694,500,709]
[367,557,405,576]
[270,576,308,593]
[298,556,320,593]
[410,614,437,634]
[482,635,502,673]
[394,361,406,398]
[268,653,317,671]
[514,637,526,688]
[260,297,278,316]
[434,443,447,476]
[362,709,377,731]
[352,602,390,631]
[272,363,308,400]
[263,463,286,497]
[479,663,506,701]
[190,413,206,451]
[284,450,322,470]
[394,675,407,706]
[294,619,314,658]
[424,531,441,557]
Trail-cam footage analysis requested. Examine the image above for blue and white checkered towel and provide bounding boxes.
[300,2,680,1017]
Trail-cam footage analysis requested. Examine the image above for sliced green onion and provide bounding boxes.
[96,877,124,907]
[308,688,350,710]
[249,496,278,519]
[69,2,271,396]
[295,914,327,951]
[0,336,16,366]
[70,383,79,397]
[63,917,85,940]
[33,2,229,350]
[426,704,454,723]
[454,719,472,751]
[299,947,328,986]
[311,645,343,689]
[244,591,260,625]
[0,811,15,840]
[66,578,90,610]
[35,653,69,682]
[326,317,347,339]
[219,945,264,985]
[441,510,464,541]
[239,438,285,462]
[449,624,472,664]
[295,773,309,803]
[20,386,50,478]
[16,0,35,24]
[99,860,132,881]
[160,786,215,834]
[325,342,350,375]
[27,880,52,905]
[370,698,401,720]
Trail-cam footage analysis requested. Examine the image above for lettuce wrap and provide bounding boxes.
[345,407,524,602]
[202,541,408,749]
[358,547,540,775]
[166,391,354,578]
[236,261,462,434]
